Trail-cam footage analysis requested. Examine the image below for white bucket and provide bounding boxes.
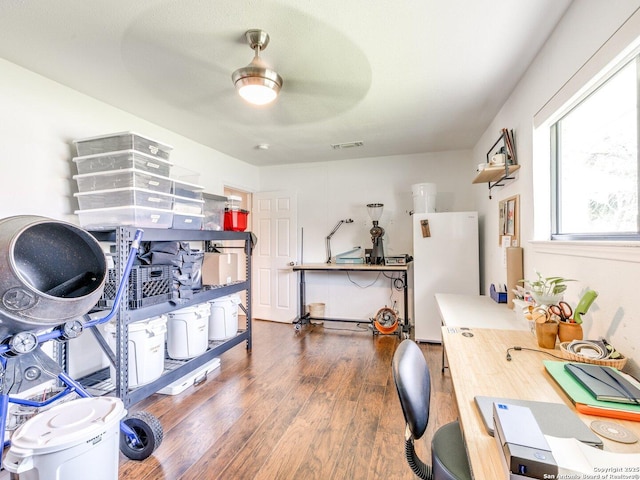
[167,302,210,359]
[105,315,167,388]
[209,294,240,340]
[4,397,125,480]
[411,183,437,213]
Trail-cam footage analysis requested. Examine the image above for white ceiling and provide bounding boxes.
[0,0,572,167]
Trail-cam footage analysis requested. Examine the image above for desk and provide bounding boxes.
[292,263,411,335]
[435,293,529,330]
[442,327,640,479]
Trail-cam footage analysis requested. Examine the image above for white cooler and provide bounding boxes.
[105,315,167,387]
[4,397,126,480]
[209,294,240,340]
[167,303,210,359]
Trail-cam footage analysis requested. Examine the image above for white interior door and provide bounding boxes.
[252,191,298,323]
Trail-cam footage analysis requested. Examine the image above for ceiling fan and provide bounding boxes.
[231,29,283,106]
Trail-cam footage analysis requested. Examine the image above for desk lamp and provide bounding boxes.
[367,203,385,264]
[326,218,354,263]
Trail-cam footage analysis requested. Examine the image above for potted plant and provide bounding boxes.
[519,271,575,306]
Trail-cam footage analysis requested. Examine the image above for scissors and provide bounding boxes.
[549,301,573,322]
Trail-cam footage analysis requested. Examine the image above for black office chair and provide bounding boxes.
[392,339,472,480]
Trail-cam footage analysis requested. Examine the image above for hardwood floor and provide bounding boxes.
[2,320,458,479]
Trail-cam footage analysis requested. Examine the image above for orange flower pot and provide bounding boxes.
[557,321,583,343]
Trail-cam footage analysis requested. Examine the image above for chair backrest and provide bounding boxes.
[392,339,431,440]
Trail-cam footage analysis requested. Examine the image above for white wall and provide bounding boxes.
[472,2,640,376]
[260,150,474,321]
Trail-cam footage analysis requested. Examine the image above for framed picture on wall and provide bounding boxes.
[498,194,519,247]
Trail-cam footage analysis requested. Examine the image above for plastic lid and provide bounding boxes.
[72,149,173,165]
[171,178,205,191]
[10,397,125,454]
[105,315,166,333]
[169,303,211,316]
[72,167,172,181]
[73,132,173,150]
[74,187,175,198]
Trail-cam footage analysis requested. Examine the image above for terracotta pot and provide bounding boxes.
[535,321,558,349]
[558,321,583,342]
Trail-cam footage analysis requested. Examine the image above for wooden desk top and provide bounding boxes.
[442,327,640,479]
[293,262,410,272]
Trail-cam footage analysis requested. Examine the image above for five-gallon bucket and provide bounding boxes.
[167,302,210,359]
[411,183,437,214]
[105,315,167,387]
[209,294,240,340]
[4,397,125,480]
[0,215,107,336]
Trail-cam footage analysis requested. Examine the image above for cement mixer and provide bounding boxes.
[0,216,163,468]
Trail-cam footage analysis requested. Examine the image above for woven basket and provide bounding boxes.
[559,341,627,369]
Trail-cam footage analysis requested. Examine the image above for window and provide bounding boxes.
[551,55,639,240]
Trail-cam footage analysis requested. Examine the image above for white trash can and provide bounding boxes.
[4,397,126,480]
[209,294,240,340]
[167,302,210,359]
[105,315,167,387]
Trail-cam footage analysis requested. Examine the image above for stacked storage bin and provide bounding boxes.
[72,132,175,230]
[202,193,227,231]
[172,178,205,230]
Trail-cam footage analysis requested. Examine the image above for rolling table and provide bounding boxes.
[292,262,412,336]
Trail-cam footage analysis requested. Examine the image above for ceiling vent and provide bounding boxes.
[330,141,364,150]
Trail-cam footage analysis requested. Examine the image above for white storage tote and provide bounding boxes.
[209,294,240,340]
[105,315,167,388]
[4,397,125,480]
[166,303,210,359]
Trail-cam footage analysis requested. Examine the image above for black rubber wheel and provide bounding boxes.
[120,411,163,461]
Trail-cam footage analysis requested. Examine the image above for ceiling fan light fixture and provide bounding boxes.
[232,29,283,106]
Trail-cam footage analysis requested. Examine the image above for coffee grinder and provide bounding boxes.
[367,203,385,264]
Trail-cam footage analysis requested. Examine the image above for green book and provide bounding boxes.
[544,360,640,413]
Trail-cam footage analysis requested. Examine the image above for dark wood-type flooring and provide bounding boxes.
[3,320,458,479]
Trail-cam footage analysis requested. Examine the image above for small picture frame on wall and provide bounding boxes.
[498,194,519,247]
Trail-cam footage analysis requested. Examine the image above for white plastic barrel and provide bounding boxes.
[4,397,125,480]
[167,302,210,359]
[105,315,167,388]
[209,294,240,340]
[411,183,437,213]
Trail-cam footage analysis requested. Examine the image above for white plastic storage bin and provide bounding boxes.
[173,195,204,214]
[4,397,125,480]
[172,178,204,199]
[73,150,173,176]
[166,303,210,359]
[172,194,204,229]
[74,168,172,194]
[74,187,174,211]
[172,213,204,230]
[105,315,167,388]
[75,206,173,230]
[73,131,173,161]
[209,294,240,340]
[202,193,227,231]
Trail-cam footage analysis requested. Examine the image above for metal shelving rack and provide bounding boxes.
[86,227,253,408]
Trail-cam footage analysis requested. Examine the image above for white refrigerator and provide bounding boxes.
[412,211,479,342]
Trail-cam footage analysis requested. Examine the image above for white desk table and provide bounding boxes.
[435,293,529,330]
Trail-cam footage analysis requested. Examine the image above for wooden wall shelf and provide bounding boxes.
[472,164,521,184]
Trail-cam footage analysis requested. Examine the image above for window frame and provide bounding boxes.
[549,53,640,241]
